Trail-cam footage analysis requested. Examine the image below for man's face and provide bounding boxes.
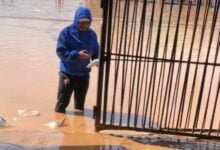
[77,21,90,32]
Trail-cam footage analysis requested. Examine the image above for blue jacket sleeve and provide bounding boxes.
[56,29,79,62]
[91,33,99,60]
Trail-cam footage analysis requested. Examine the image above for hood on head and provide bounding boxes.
[73,6,92,27]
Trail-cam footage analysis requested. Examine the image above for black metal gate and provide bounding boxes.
[95,0,220,139]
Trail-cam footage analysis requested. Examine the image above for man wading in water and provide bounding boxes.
[55,6,99,113]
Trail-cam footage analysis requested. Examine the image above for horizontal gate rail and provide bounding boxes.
[103,53,220,66]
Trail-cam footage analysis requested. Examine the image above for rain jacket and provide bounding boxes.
[56,6,99,77]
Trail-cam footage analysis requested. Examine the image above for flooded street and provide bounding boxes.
[0,0,219,149]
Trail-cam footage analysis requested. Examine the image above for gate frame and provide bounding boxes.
[94,0,220,140]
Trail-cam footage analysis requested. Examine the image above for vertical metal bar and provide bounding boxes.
[149,0,168,128]
[134,0,147,128]
[208,72,220,136]
[110,0,119,53]
[95,0,109,129]
[177,0,203,129]
[103,0,113,125]
[153,0,175,128]
[125,1,141,127]
[110,0,120,124]
[141,0,155,127]
[123,0,138,124]
[142,0,165,128]
[101,0,104,8]
[119,0,130,126]
[110,0,128,125]
[201,30,220,133]
[127,0,139,127]
[217,121,220,136]
[163,0,184,129]
[126,0,138,127]
[176,0,202,131]
[185,0,204,129]
[110,0,121,124]
[127,0,146,127]
[193,0,220,130]
[168,0,192,129]
[185,0,210,132]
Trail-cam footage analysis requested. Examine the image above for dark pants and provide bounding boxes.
[55,72,89,113]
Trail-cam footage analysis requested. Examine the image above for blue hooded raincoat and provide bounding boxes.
[56,7,99,77]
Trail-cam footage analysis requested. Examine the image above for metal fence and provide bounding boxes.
[95,0,220,139]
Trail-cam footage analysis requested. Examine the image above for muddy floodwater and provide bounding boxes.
[0,0,219,150]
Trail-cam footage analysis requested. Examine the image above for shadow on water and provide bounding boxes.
[127,136,220,150]
[66,108,155,128]
[149,139,220,150]
[0,142,129,150]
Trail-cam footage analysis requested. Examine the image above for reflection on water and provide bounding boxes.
[0,142,129,150]
[61,145,129,150]
[130,137,220,150]
[151,140,220,150]
[59,145,129,150]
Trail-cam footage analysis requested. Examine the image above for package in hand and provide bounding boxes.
[87,59,99,68]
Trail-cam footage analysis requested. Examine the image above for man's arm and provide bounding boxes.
[56,29,79,62]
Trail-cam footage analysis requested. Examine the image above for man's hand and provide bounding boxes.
[78,50,91,59]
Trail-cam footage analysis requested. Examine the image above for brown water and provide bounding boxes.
[0,0,219,149]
